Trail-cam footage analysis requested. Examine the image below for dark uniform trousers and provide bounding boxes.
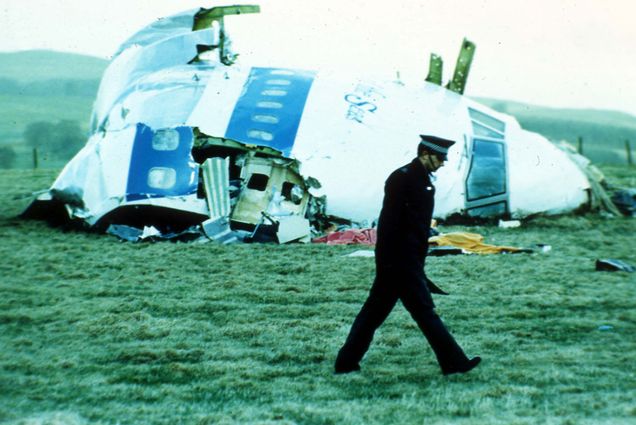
[335,264,469,372]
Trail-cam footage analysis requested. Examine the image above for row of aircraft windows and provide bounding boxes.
[247,77,293,142]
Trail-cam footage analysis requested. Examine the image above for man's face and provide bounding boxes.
[419,152,446,172]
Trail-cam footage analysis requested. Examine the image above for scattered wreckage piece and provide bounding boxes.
[595,259,635,273]
[312,228,377,245]
[345,250,376,258]
[611,188,636,217]
[195,134,318,242]
[315,228,534,255]
[429,232,531,254]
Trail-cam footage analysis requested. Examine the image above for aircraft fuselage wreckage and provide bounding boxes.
[25,6,601,243]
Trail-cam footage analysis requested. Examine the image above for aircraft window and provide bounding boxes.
[472,121,504,140]
[468,108,505,133]
[247,173,269,191]
[282,181,303,205]
[269,70,295,76]
[247,130,274,141]
[265,79,292,86]
[256,101,283,109]
[147,167,177,189]
[152,129,180,151]
[467,202,507,217]
[252,114,279,124]
[261,89,287,97]
[466,139,506,201]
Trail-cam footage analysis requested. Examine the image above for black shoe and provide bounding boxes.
[442,356,481,376]
[334,363,361,374]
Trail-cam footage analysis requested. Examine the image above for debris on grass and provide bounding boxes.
[535,244,552,253]
[498,219,521,228]
[313,228,377,245]
[344,250,375,258]
[595,258,635,272]
[429,232,530,254]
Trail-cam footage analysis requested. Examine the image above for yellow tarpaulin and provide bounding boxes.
[429,232,524,254]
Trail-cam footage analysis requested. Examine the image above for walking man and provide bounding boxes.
[335,135,481,375]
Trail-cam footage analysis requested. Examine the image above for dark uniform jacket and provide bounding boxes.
[375,158,434,269]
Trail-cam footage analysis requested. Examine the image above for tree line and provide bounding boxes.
[0,120,86,168]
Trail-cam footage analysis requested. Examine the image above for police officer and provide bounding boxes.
[334,135,481,376]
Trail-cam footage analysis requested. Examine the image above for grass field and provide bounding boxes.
[1,167,635,425]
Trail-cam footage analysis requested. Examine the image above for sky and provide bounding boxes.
[1,0,635,117]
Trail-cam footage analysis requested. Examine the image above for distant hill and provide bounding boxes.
[0,50,108,99]
[0,50,634,168]
[476,98,636,164]
[476,98,636,129]
[0,50,108,82]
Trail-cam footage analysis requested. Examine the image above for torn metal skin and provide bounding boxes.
[195,130,332,242]
[192,131,324,240]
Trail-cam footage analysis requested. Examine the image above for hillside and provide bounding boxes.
[477,98,636,164]
[477,98,636,129]
[0,50,108,82]
[0,50,635,169]
[0,50,108,168]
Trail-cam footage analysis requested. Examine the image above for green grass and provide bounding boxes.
[1,167,635,424]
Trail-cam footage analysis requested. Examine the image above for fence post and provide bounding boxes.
[577,136,583,155]
[32,148,38,169]
[626,139,633,166]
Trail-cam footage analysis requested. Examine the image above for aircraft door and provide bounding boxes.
[464,108,509,217]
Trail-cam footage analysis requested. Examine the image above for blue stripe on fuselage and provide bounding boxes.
[225,67,316,157]
[126,123,197,201]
